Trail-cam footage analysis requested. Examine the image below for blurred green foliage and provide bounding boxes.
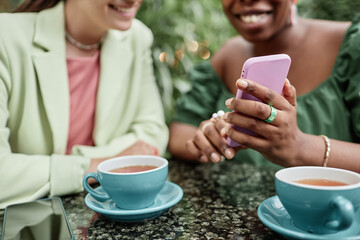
[298,0,360,21]
[1,0,359,123]
[136,0,235,123]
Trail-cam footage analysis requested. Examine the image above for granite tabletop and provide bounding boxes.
[0,159,285,240]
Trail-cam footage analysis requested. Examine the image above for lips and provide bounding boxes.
[109,4,136,14]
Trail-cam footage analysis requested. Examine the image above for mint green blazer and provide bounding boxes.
[0,2,169,208]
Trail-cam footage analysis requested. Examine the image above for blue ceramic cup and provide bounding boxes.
[275,166,360,234]
[83,155,168,210]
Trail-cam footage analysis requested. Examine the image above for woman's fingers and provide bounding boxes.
[185,139,208,163]
[223,111,278,136]
[208,119,235,159]
[225,98,282,126]
[219,78,301,166]
[221,119,274,152]
[188,120,236,163]
[236,79,289,109]
[202,122,227,153]
[193,128,222,163]
[225,78,296,128]
[282,79,297,107]
[221,118,272,152]
[221,123,270,152]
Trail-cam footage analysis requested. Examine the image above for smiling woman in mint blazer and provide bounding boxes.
[0,0,169,209]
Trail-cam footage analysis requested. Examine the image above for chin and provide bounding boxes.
[243,35,269,43]
[238,29,274,43]
[116,21,134,31]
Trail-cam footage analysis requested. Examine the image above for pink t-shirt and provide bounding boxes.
[66,51,100,154]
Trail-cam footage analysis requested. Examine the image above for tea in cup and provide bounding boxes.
[83,155,168,210]
[275,166,360,234]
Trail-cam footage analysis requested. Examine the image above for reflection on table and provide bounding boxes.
[0,159,284,239]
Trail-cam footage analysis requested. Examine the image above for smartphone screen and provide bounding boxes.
[1,197,74,240]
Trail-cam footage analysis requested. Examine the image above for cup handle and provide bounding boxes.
[325,196,355,230]
[83,172,110,202]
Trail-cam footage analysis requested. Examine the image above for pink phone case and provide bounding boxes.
[227,54,291,147]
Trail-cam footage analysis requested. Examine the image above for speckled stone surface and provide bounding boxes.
[0,160,285,239]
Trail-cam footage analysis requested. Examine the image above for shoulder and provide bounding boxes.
[298,19,350,65]
[0,12,38,56]
[211,36,252,79]
[213,36,251,61]
[306,18,350,32]
[211,36,252,76]
[0,12,37,36]
[303,18,350,44]
[336,15,360,61]
[127,19,154,47]
[328,16,360,86]
[0,11,37,24]
[343,15,360,42]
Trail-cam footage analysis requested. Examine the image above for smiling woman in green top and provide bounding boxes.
[169,0,360,173]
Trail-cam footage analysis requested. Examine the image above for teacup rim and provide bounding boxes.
[97,155,168,175]
[275,166,360,190]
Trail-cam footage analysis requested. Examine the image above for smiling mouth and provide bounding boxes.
[109,4,135,13]
[236,11,272,24]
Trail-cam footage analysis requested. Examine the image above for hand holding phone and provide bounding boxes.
[227,54,291,147]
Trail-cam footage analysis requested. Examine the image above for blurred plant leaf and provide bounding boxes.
[137,0,235,124]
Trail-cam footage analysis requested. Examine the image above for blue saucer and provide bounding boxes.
[85,181,183,222]
[257,196,360,240]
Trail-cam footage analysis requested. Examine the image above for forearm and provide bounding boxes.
[168,122,198,161]
[72,120,168,159]
[0,153,90,209]
[326,139,360,173]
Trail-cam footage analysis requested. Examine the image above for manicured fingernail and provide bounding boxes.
[225,148,235,159]
[221,125,230,136]
[200,155,207,163]
[237,79,248,89]
[211,153,220,162]
[222,113,228,121]
[225,98,232,107]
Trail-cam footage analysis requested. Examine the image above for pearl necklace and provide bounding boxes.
[65,32,104,50]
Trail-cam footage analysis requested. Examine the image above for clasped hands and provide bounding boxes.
[186,78,304,166]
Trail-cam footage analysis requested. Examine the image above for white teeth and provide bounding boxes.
[113,6,134,13]
[241,13,266,23]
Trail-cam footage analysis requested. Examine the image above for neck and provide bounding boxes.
[253,18,307,56]
[65,32,104,50]
[64,0,106,47]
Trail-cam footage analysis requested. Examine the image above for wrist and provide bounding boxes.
[293,133,327,166]
[320,135,331,167]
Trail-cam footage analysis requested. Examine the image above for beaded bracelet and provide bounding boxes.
[320,135,331,167]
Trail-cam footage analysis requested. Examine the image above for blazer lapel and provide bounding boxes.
[94,30,132,140]
[32,2,69,153]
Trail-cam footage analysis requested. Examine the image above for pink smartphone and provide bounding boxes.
[227,54,291,147]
